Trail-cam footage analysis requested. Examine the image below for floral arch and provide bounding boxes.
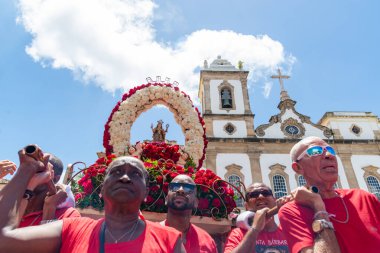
[73,83,239,220]
[103,83,208,167]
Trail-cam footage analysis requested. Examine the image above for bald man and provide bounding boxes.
[162,174,217,253]
[279,136,380,253]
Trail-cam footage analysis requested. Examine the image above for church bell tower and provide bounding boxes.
[199,56,255,138]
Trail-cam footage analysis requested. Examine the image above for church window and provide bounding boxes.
[224,123,236,135]
[221,88,233,109]
[218,80,236,110]
[272,175,288,198]
[366,176,380,200]
[285,125,300,135]
[297,175,306,187]
[351,124,361,135]
[281,118,305,139]
[228,174,243,207]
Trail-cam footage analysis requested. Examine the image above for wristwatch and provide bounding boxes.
[312,219,334,233]
[23,189,34,201]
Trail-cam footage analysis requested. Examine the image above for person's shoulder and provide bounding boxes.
[227,227,246,237]
[338,188,378,200]
[190,223,213,238]
[57,207,81,218]
[279,199,313,220]
[62,216,98,227]
[279,200,298,215]
[146,220,181,236]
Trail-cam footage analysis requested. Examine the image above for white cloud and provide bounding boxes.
[16,0,295,101]
[263,82,273,98]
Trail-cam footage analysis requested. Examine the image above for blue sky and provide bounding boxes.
[1,0,379,176]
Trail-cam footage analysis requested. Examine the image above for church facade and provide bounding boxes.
[199,56,380,203]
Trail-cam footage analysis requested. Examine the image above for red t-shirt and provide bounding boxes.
[224,226,289,253]
[19,207,80,228]
[161,220,217,253]
[60,216,181,253]
[185,224,217,253]
[279,188,380,253]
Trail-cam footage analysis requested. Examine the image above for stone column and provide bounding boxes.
[240,78,252,114]
[205,150,217,174]
[245,116,255,137]
[248,152,263,183]
[339,153,359,188]
[203,78,212,114]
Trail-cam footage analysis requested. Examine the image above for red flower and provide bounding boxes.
[146,195,154,204]
[75,193,83,201]
[212,198,221,208]
[156,175,163,184]
[198,198,209,209]
[96,157,106,164]
[98,167,106,175]
[169,172,179,179]
[156,198,164,206]
[150,185,160,192]
[82,179,93,194]
[163,182,169,194]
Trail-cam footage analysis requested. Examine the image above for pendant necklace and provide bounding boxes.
[106,219,139,243]
[329,193,349,224]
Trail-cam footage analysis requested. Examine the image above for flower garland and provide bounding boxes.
[73,142,237,219]
[103,83,208,168]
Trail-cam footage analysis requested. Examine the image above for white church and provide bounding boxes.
[199,56,380,203]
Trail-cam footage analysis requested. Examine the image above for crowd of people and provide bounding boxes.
[0,136,379,252]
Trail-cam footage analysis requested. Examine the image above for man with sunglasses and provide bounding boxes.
[162,174,217,253]
[279,136,380,253]
[224,183,289,253]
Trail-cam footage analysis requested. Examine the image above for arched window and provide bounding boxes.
[366,176,380,199]
[272,175,287,198]
[220,88,233,109]
[228,174,243,207]
[297,175,306,187]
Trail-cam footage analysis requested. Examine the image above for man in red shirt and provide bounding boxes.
[279,136,380,253]
[163,174,217,253]
[224,183,289,253]
[18,153,80,227]
[0,152,185,253]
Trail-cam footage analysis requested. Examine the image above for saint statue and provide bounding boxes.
[151,120,169,142]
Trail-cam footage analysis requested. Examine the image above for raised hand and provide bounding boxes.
[18,147,50,175]
[27,164,54,191]
[251,207,270,233]
[44,184,68,208]
[292,186,325,212]
[0,160,17,179]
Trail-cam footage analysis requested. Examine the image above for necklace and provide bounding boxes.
[181,225,191,244]
[329,194,349,224]
[106,219,139,243]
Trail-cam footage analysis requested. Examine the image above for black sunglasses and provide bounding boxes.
[246,189,273,199]
[169,182,196,194]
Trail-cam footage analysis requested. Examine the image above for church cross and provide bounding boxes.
[271,68,290,92]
